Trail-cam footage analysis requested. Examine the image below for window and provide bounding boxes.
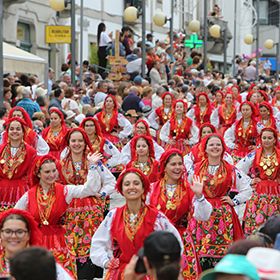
[17,22,32,52]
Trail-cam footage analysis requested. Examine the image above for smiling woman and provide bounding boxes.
[187,133,252,270]
[90,168,183,280]
[0,118,37,212]
[14,151,110,278]
[0,209,42,277]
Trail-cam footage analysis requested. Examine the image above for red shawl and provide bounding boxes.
[109,205,158,278]
[150,178,193,226]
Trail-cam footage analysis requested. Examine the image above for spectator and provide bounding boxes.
[10,247,56,280]
[17,87,41,119]
[49,88,64,111]
[243,61,257,82]
[94,80,108,107]
[48,67,55,95]
[150,61,164,88]
[124,231,181,280]
[122,87,145,113]
[199,254,259,280]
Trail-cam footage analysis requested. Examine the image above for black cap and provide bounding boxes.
[144,231,180,265]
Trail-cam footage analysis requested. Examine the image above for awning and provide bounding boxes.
[3,42,47,81]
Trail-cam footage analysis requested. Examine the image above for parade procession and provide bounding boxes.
[0,0,280,280]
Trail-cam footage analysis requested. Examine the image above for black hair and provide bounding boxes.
[259,214,280,243]
[10,247,56,280]
[0,107,7,119]
[97,22,106,45]
[227,239,264,255]
[54,88,62,98]
[154,262,180,280]
[36,96,46,107]
[0,214,30,232]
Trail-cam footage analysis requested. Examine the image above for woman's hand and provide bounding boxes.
[124,255,146,280]
[105,258,120,270]
[251,177,261,185]
[190,175,203,199]
[87,152,103,165]
[221,196,234,206]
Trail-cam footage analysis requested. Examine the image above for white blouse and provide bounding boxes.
[90,209,184,268]
[187,165,252,206]
[184,151,234,173]
[159,120,199,145]
[119,139,164,165]
[15,164,108,209]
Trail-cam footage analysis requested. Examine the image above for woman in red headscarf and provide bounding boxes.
[271,86,280,111]
[42,108,68,159]
[212,90,224,108]
[160,100,199,155]
[60,128,116,279]
[126,135,159,183]
[0,118,36,212]
[1,107,49,155]
[120,119,164,165]
[224,101,258,163]
[187,92,213,128]
[148,92,173,130]
[0,209,42,277]
[14,152,105,277]
[231,85,242,104]
[90,168,183,280]
[149,149,212,279]
[95,95,132,149]
[211,92,237,135]
[80,117,120,169]
[256,102,279,134]
[237,127,280,235]
[187,133,252,270]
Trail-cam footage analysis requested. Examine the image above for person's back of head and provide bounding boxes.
[144,231,181,280]
[22,87,31,99]
[259,214,280,244]
[54,88,62,98]
[10,247,56,280]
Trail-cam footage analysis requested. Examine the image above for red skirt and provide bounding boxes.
[64,196,105,262]
[40,224,77,278]
[243,180,280,235]
[187,198,243,259]
[0,177,29,212]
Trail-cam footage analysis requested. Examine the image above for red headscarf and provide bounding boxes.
[63,127,94,153]
[161,92,174,103]
[199,123,216,141]
[115,167,151,197]
[29,154,64,186]
[0,209,42,246]
[4,117,27,131]
[80,117,104,137]
[170,99,188,118]
[258,90,269,102]
[134,119,151,137]
[196,92,210,104]
[200,133,227,159]
[130,135,155,161]
[158,148,184,179]
[49,107,66,126]
[240,101,257,119]
[8,107,32,129]
[260,127,279,147]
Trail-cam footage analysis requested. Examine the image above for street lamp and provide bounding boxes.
[209,24,221,39]
[152,2,174,54]
[188,20,200,33]
[244,34,255,45]
[49,0,76,86]
[124,2,146,78]
[264,39,279,81]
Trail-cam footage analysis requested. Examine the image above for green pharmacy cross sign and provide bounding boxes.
[185,34,203,49]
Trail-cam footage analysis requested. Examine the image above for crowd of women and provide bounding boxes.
[0,76,280,280]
